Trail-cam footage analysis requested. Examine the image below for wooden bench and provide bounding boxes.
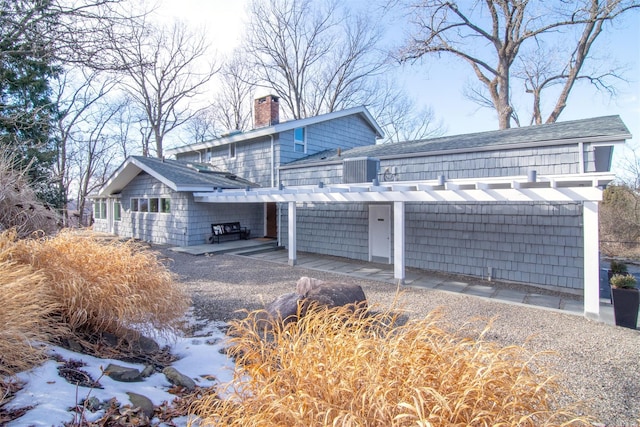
[209,222,250,243]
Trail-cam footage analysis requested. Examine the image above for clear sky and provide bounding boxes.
[156,0,640,173]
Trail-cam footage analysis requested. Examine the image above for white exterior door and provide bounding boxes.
[369,205,391,263]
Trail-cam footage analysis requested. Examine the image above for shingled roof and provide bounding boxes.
[284,115,631,168]
[95,156,257,197]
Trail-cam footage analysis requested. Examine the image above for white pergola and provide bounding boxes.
[194,172,614,320]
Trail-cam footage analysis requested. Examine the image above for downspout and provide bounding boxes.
[270,135,275,187]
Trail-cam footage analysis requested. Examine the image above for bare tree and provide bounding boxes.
[395,0,639,129]
[212,52,256,132]
[244,0,390,119]
[108,19,217,158]
[373,77,445,142]
[69,97,124,226]
[51,68,125,226]
[184,109,221,144]
[0,0,136,65]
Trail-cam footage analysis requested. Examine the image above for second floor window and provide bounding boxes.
[294,127,306,153]
[229,143,236,158]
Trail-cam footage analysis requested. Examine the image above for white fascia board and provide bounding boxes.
[166,106,384,156]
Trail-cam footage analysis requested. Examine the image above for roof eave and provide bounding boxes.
[165,106,384,156]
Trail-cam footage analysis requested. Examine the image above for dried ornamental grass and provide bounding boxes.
[7,229,189,339]
[0,260,63,380]
[192,304,591,427]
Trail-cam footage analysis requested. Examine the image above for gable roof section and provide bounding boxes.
[165,105,384,156]
[95,156,256,197]
[283,115,631,168]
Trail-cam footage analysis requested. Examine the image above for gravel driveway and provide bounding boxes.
[159,247,640,426]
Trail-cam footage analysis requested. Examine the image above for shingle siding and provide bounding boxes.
[281,200,584,290]
[176,115,378,188]
[281,203,370,261]
[281,144,580,186]
[94,173,264,245]
[280,115,378,166]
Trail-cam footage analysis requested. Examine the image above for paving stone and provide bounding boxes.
[526,294,561,309]
[436,281,468,293]
[493,289,526,304]
[562,299,584,314]
[464,284,497,298]
[408,277,445,289]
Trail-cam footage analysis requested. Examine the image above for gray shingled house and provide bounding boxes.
[93,95,631,319]
[93,95,384,245]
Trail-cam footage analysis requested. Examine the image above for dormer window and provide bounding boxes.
[294,127,306,153]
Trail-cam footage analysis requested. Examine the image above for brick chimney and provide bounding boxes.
[254,95,279,128]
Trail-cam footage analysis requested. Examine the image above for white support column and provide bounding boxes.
[583,201,600,319]
[394,201,405,285]
[288,201,297,266]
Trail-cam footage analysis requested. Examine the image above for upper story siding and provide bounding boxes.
[279,114,378,165]
[280,143,593,186]
[176,114,378,188]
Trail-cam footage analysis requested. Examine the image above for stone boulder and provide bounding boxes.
[304,282,367,310]
[263,292,303,325]
[261,277,368,327]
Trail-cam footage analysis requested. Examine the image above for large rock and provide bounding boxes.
[264,292,302,323]
[261,277,367,328]
[304,282,367,310]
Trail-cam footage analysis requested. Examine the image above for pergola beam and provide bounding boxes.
[194,173,612,204]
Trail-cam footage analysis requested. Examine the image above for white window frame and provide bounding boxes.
[294,127,306,153]
[114,200,121,221]
[229,142,236,159]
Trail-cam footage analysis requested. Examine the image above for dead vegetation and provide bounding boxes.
[6,228,189,339]
[0,151,59,238]
[191,303,592,426]
[0,258,62,378]
[600,184,640,260]
[0,229,190,410]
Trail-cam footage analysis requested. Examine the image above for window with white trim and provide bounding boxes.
[114,201,121,221]
[94,198,107,220]
[130,197,170,214]
[160,198,171,213]
[229,142,236,158]
[294,127,306,153]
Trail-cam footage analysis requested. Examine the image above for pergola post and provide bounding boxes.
[288,201,297,266]
[583,201,600,319]
[394,201,405,285]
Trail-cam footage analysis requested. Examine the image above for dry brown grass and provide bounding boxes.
[0,260,61,377]
[2,228,189,340]
[0,150,59,238]
[0,239,65,405]
[191,303,591,427]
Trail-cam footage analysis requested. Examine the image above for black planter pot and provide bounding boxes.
[611,287,640,329]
